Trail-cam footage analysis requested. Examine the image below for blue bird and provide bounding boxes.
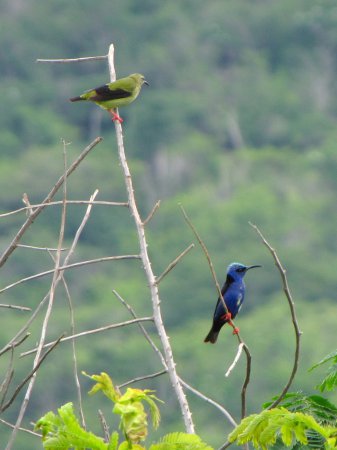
[204,262,261,343]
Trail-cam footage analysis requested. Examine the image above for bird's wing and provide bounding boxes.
[212,274,233,317]
[88,84,133,102]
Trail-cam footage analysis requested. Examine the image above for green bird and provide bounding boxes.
[70,73,149,123]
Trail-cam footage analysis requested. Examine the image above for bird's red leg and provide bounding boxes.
[109,109,123,123]
[220,312,240,335]
[220,312,232,321]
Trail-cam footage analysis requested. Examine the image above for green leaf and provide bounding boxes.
[149,432,214,450]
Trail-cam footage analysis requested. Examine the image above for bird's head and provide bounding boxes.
[130,73,149,86]
[227,262,261,280]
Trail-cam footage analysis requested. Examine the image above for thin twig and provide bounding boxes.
[112,290,168,369]
[0,347,15,409]
[17,244,67,252]
[0,304,31,311]
[37,55,107,63]
[156,243,195,284]
[179,377,237,428]
[20,317,154,358]
[0,296,48,357]
[5,145,70,449]
[1,334,64,413]
[249,222,301,409]
[117,370,168,389]
[225,343,244,378]
[108,43,194,433]
[0,418,41,437]
[0,136,102,268]
[142,200,161,226]
[0,333,30,357]
[180,204,252,418]
[98,409,110,443]
[0,254,141,295]
[0,200,127,219]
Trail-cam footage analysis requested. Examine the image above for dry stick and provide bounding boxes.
[0,254,140,295]
[142,200,161,226]
[37,55,107,63]
[0,304,31,311]
[0,333,30,357]
[112,290,168,369]
[0,418,41,437]
[249,222,302,409]
[178,377,237,428]
[1,335,64,415]
[113,289,237,427]
[0,200,128,219]
[0,136,102,269]
[6,145,69,449]
[0,294,49,357]
[156,243,195,284]
[117,370,168,389]
[98,409,110,443]
[47,247,87,429]
[0,347,15,409]
[180,205,252,419]
[108,43,195,434]
[20,317,154,358]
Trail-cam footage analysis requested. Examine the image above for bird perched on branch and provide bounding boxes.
[204,262,261,344]
[69,73,149,123]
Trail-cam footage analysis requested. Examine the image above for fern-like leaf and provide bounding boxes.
[149,432,214,450]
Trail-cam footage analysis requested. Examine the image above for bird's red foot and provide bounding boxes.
[220,312,232,321]
[232,327,240,335]
[109,110,123,123]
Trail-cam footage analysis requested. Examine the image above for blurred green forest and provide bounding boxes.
[1,0,337,448]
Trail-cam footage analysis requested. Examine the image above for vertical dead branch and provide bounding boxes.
[249,222,301,408]
[108,43,195,433]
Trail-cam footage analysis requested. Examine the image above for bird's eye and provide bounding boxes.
[236,267,245,273]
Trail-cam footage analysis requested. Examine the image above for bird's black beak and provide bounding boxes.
[246,264,262,271]
[144,80,149,86]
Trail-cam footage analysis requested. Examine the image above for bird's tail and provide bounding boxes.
[204,328,219,344]
[69,96,85,102]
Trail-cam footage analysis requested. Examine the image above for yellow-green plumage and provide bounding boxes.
[70,73,148,122]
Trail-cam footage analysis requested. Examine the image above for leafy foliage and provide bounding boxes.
[310,350,337,393]
[36,373,213,450]
[149,432,213,450]
[228,407,337,450]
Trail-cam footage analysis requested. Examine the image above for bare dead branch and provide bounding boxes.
[112,290,168,369]
[156,243,195,284]
[0,418,41,437]
[98,409,110,443]
[225,343,244,378]
[109,43,194,433]
[5,146,70,448]
[0,347,15,409]
[37,55,107,63]
[178,377,237,428]
[0,254,141,295]
[0,136,102,269]
[249,222,301,409]
[117,370,168,389]
[0,200,128,219]
[20,317,155,358]
[142,200,161,226]
[0,304,31,311]
[48,250,86,428]
[1,334,64,414]
[17,244,67,251]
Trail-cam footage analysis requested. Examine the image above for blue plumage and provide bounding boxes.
[204,262,261,343]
